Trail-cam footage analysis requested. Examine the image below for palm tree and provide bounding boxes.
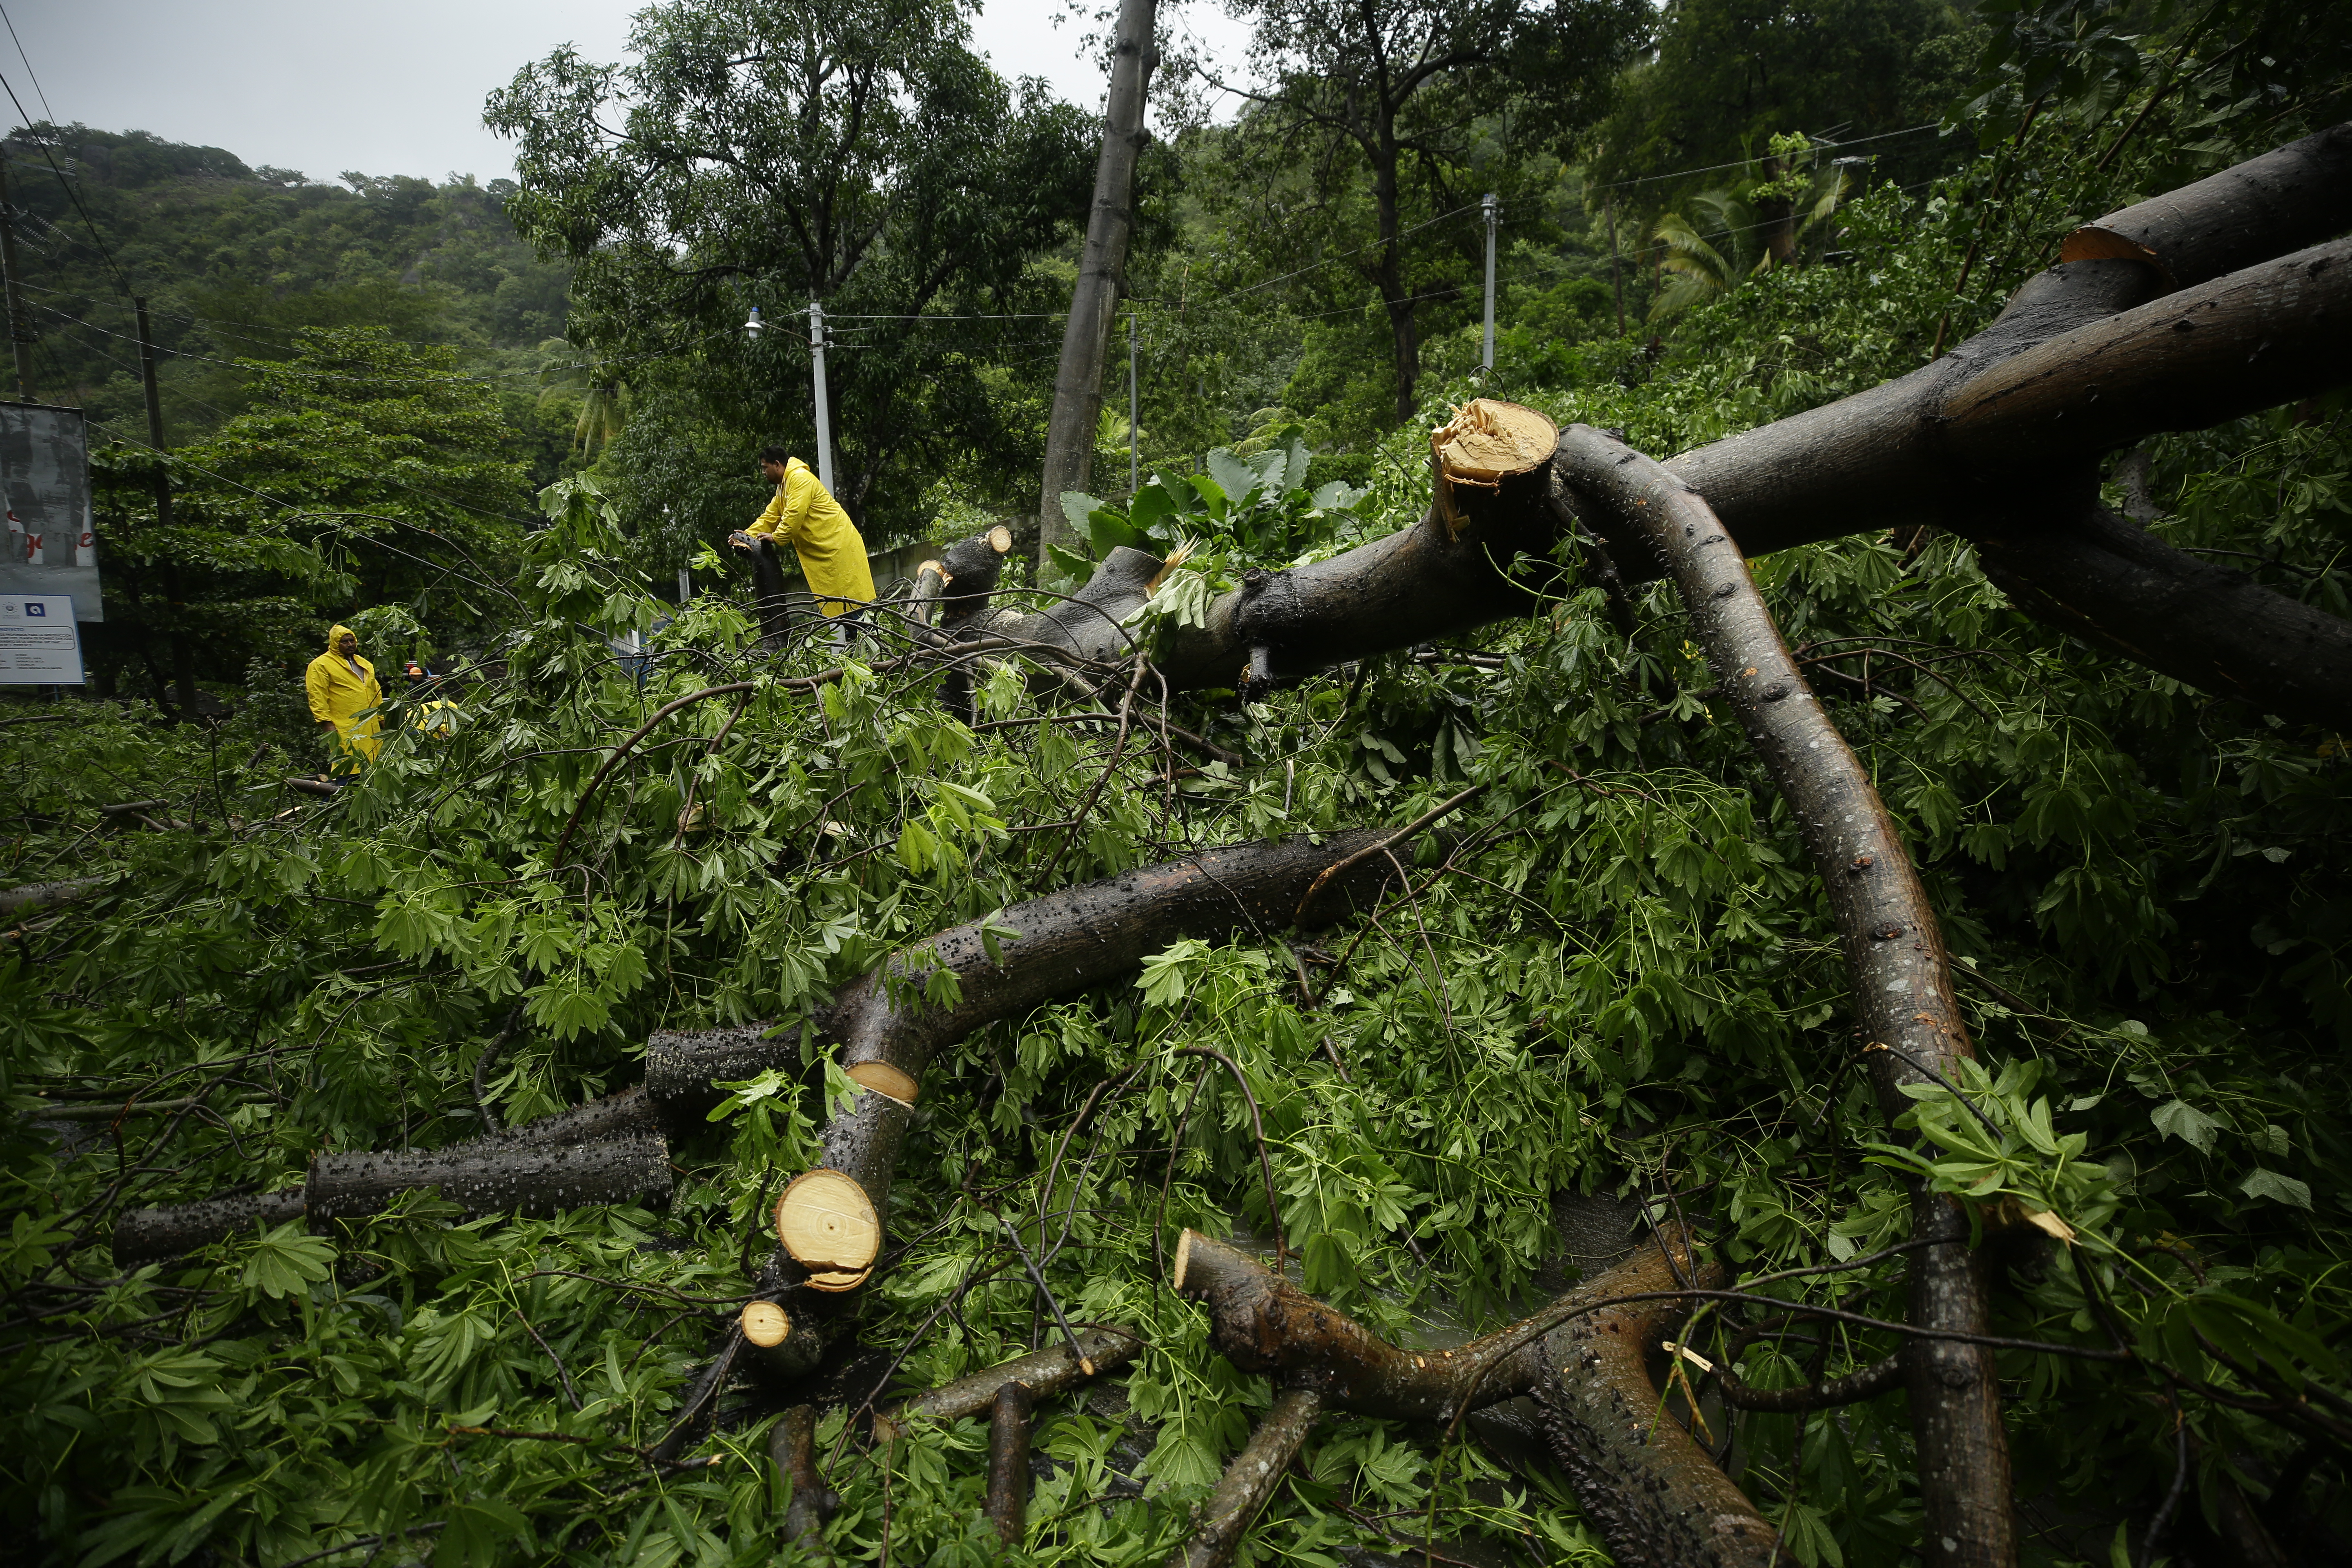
[1646,136,1853,321]
[537,339,629,457]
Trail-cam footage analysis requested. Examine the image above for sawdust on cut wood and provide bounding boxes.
[1431,399,1557,490]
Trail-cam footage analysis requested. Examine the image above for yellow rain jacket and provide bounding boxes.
[747,457,875,617]
[305,624,384,765]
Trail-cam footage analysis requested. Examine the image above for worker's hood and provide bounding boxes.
[326,624,359,656]
[784,457,812,481]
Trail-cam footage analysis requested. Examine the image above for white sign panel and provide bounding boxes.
[0,594,85,684]
[0,401,102,622]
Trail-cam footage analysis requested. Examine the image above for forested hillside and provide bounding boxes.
[5,2,2352,1567]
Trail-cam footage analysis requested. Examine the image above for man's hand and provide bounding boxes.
[728,530,755,550]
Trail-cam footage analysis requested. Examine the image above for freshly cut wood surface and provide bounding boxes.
[774,1168,881,1271]
[802,1263,871,1294]
[742,1299,792,1348]
[1430,399,1557,489]
[846,1060,918,1104]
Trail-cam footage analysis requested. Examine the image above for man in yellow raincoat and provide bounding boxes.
[730,446,874,635]
[305,623,383,771]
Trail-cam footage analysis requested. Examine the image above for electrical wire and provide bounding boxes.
[0,3,54,127]
[1591,121,1944,192]
[0,69,131,296]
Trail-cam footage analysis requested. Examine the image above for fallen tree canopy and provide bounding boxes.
[8,118,2352,1568]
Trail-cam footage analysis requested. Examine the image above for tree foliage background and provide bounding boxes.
[4,0,2352,1564]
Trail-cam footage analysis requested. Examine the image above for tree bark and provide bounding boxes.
[1037,0,1158,566]
[108,1089,673,1266]
[1555,425,2013,1568]
[1971,501,2352,721]
[986,1380,1036,1545]
[875,1324,1141,1438]
[771,1404,832,1559]
[1170,1226,1778,1568]
[1175,1386,1325,1568]
[303,1132,673,1224]
[2060,120,2352,290]
[0,878,106,918]
[112,1189,308,1268]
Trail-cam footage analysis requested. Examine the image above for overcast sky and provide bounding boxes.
[0,0,1250,184]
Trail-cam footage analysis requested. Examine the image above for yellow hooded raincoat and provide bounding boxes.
[747,457,875,616]
[305,624,384,766]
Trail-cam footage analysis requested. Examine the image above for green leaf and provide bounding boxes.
[2239,1168,2313,1209]
[1089,508,1149,558]
[239,1219,335,1301]
[2151,1098,2222,1155]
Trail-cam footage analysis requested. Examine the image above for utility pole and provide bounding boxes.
[1606,194,1625,338]
[1480,193,1499,373]
[808,298,834,494]
[0,159,33,400]
[1127,311,1139,494]
[134,296,197,713]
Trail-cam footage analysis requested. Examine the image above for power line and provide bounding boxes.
[0,70,131,296]
[0,4,54,127]
[1592,122,1943,192]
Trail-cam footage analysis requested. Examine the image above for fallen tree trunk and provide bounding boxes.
[111,1083,673,1266]
[1175,1386,1324,1568]
[934,126,2352,726]
[2060,120,2352,288]
[1554,425,2012,1568]
[112,1188,308,1266]
[802,830,1405,1237]
[303,1132,673,1224]
[112,833,1404,1276]
[1170,1226,1776,1568]
[0,877,106,918]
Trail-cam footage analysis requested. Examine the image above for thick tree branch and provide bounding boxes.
[1555,425,2012,1568]
[1170,1226,1778,1568]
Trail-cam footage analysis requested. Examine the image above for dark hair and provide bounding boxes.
[758,445,791,465]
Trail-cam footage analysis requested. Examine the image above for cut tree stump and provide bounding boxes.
[773,1169,881,1284]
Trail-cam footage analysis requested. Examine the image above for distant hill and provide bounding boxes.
[2,124,580,481]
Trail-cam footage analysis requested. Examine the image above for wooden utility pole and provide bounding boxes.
[1606,194,1625,337]
[134,296,197,713]
[0,159,33,400]
[1036,0,1158,567]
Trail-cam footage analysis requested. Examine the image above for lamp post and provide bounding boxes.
[1480,192,1499,373]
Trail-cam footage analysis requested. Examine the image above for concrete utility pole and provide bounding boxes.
[1480,192,1499,372]
[808,299,834,494]
[0,160,33,400]
[1037,0,1159,566]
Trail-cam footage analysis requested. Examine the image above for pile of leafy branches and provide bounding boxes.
[6,129,2352,1568]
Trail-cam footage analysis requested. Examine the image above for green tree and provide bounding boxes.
[484,0,1097,546]
[1,125,574,446]
[1589,0,1977,222]
[90,327,530,701]
[1205,0,1648,425]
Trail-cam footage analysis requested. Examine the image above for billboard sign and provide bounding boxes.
[0,401,102,622]
[0,594,86,684]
